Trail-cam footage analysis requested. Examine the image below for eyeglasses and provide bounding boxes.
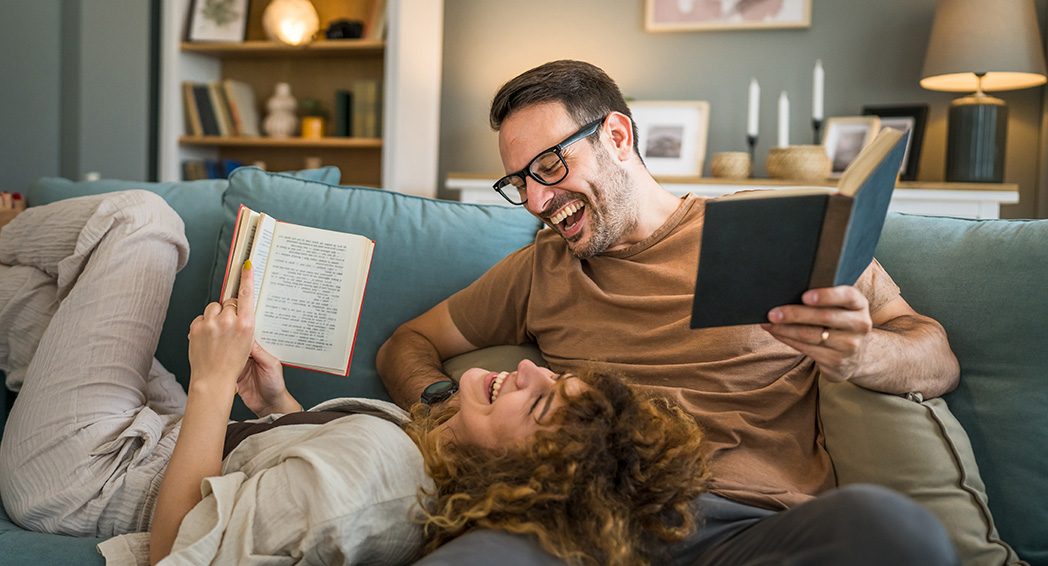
[493,115,608,205]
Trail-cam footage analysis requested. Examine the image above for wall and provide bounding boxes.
[438,0,1048,218]
[0,0,153,193]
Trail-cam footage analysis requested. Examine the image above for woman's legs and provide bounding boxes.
[0,190,189,537]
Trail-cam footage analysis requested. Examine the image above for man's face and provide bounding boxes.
[498,103,639,259]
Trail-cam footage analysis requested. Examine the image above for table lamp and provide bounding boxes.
[920,0,1046,183]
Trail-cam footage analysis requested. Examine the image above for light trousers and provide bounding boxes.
[0,191,189,537]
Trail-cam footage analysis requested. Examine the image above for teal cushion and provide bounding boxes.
[22,168,340,384]
[215,167,542,414]
[876,213,1048,565]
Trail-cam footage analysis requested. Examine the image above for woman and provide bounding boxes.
[0,191,707,566]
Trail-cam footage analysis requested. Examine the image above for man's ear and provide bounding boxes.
[604,111,636,162]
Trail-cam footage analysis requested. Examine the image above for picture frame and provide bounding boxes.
[861,104,929,181]
[629,101,710,178]
[822,116,881,177]
[646,0,812,32]
[186,0,251,43]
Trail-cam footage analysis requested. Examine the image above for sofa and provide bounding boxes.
[0,166,1044,566]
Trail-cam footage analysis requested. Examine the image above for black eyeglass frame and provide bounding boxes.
[492,114,609,205]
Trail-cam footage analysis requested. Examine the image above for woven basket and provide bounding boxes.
[710,152,752,179]
[766,145,832,182]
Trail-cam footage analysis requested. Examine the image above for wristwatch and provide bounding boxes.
[420,379,459,406]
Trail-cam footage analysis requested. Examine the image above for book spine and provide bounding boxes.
[808,194,854,289]
[182,82,204,136]
[194,84,220,136]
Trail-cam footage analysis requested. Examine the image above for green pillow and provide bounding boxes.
[876,214,1048,564]
[821,379,1024,566]
[217,167,542,415]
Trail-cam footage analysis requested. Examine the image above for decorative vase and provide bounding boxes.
[766,145,832,182]
[710,152,752,179]
[263,83,298,138]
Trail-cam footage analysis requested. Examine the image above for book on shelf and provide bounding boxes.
[207,82,235,136]
[182,82,204,136]
[222,79,260,137]
[191,83,221,136]
[182,158,245,180]
[334,89,353,137]
[351,79,382,138]
[220,206,375,376]
[690,127,908,329]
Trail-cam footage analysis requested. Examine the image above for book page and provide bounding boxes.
[254,223,373,374]
[222,207,260,301]
[247,215,277,312]
[716,186,835,201]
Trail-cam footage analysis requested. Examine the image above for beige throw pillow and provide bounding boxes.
[820,379,1025,566]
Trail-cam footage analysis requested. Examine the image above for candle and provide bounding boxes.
[778,91,790,147]
[813,60,825,121]
[747,77,760,137]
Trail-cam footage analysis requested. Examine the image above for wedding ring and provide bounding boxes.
[222,300,238,311]
[819,328,830,345]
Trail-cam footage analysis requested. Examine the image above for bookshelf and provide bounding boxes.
[158,0,443,197]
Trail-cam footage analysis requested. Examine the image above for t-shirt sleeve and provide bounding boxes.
[446,244,536,348]
[855,257,901,315]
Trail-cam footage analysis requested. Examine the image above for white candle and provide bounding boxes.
[813,60,825,121]
[778,91,790,147]
[747,77,760,137]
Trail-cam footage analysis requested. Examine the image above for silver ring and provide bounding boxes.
[819,328,830,345]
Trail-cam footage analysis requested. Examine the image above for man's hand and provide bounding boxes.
[236,341,302,418]
[762,285,872,383]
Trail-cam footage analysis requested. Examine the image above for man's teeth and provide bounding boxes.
[489,371,509,403]
[550,202,582,225]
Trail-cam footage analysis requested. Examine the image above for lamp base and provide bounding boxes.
[946,93,1007,183]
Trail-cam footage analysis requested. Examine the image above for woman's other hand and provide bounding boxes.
[237,341,302,418]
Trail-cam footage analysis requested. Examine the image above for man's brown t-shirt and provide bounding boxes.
[446,195,900,510]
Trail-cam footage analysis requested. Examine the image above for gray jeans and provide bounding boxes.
[0,191,189,537]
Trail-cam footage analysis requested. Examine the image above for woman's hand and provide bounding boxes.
[237,341,303,418]
[187,262,256,393]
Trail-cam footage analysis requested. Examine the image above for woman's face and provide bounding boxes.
[438,359,583,449]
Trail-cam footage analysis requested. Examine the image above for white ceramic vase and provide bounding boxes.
[263,82,298,138]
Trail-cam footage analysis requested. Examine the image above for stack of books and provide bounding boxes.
[182,79,261,138]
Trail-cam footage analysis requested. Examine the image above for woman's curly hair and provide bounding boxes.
[404,370,710,566]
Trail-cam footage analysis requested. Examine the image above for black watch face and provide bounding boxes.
[421,380,459,405]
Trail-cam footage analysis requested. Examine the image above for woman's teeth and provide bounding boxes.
[489,371,509,403]
[550,202,582,225]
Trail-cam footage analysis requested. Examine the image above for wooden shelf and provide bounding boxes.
[181,39,385,58]
[179,136,382,149]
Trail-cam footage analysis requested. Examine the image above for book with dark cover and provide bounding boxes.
[193,84,220,137]
[690,128,908,328]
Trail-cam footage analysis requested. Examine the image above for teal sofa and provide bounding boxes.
[0,167,1045,566]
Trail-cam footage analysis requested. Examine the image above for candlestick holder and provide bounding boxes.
[812,119,823,145]
[747,134,757,163]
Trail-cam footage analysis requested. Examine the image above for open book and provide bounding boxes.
[221,206,375,375]
[690,128,908,328]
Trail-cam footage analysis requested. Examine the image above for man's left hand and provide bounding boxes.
[762,285,872,382]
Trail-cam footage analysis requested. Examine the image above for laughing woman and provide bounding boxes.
[0,191,707,566]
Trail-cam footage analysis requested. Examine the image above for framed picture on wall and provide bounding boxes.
[861,104,929,181]
[646,0,812,32]
[822,116,881,177]
[186,0,251,42]
[629,101,710,178]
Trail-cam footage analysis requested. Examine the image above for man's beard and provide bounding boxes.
[564,148,639,260]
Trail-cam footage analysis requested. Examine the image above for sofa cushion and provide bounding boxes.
[820,380,1023,566]
[22,167,340,385]
[215,167,542,415]
[875,213,1048,565]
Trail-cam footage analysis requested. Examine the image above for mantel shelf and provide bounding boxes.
[179,136,382,149]
[180,39,385,57]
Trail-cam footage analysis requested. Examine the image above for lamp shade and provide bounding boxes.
[262,0,320,46]
[920,0,1047,92]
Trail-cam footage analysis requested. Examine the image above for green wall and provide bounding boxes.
[438,0,1048,218]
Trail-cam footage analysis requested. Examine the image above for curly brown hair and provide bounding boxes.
[404,370,709,566]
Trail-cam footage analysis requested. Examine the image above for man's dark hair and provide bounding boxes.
[489,60,642,158]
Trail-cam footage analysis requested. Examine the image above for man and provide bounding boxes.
[378,60,960,565]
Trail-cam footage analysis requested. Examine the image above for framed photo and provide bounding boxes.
[186,0,251,43]
[822,116,881,177]
[629,101,710,178]
[646,0,812,32]
[861,104,929,181]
